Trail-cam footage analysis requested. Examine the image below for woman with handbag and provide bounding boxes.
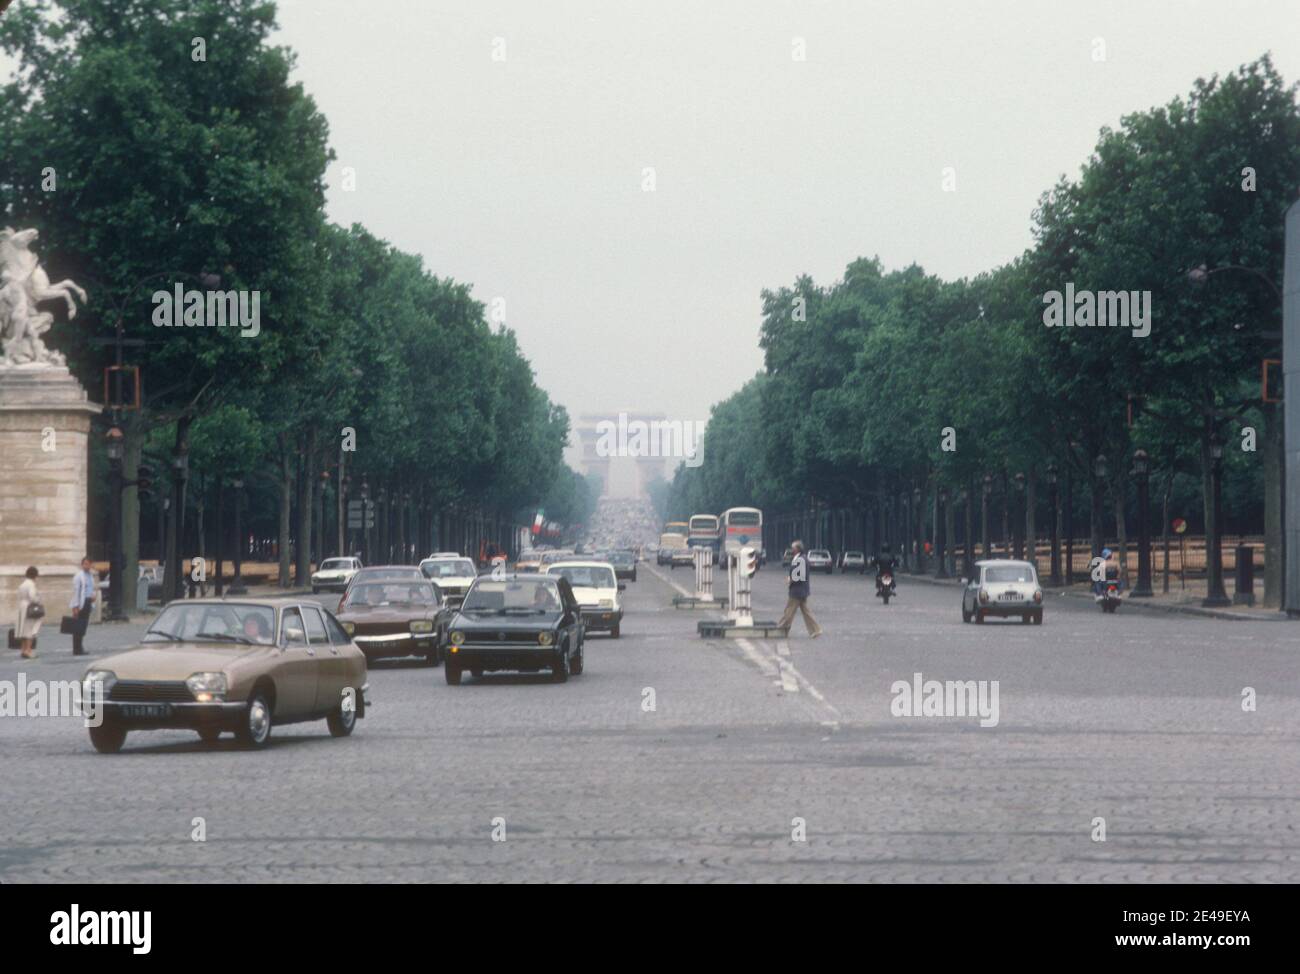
[16,565,43,660]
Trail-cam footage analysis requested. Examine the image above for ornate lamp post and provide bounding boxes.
[913,486,925,573]
[229,478,246,594]
[1092,453,1108,557]
[167,451,189,601]
[935,487,949,578]
[105,427,126,620]
[361,478,372,564]
[981,474,993,560]
[1013,471,1026,560]
[959,488,974,578]
[1204,431,1230,607]
[1046,463,1061,586]
[1131,449,1153,597]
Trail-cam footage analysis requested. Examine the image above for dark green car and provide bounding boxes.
[444,574,585,684]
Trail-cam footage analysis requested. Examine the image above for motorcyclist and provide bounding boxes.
[1089,548,1122,595]
[869,544,899,596]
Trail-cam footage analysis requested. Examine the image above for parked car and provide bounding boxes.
[840,550,866,574]
[961,559,1044,624]
[418,556,478,607]
[807,549,834,574]
[311,556,362,594]
[544,560,624,637]
[337,577,451,665]
[444,574,585,684]
[81,598,369,753]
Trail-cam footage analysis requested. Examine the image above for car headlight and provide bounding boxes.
[449,630,465,645]
[341,621,355,636]
[1033,590,1043,603]
[538,631,555,647]
[185,672,228,698]
[978,589,990,604]
[82,670,116,698]
[410,620,434,634]
[599,598,614,608]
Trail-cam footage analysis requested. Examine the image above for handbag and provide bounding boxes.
[26,601,46,620]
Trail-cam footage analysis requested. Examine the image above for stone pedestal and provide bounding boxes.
[0,368,101,632]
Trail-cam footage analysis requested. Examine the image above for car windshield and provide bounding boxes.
[345,582,438,607]
[353,568,421,583]
[462,578,562,613]
[320,559,353,571]
[421,559,476,579]
[609,553,633,565]
[846,552,864,558]
[143,603,276,645]
[985,566,1036,583]
[812,550,830,558]
[550,565,616,588]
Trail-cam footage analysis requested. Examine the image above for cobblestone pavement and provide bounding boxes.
[1,565,1297,882]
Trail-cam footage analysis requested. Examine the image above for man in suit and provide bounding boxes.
[69,556,96,656]
[777,540,823,637]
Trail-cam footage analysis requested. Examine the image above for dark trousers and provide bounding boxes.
[72,599,93,654]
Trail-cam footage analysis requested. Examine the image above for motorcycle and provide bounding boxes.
[876,571,896,605]
[1095,579,1123,613]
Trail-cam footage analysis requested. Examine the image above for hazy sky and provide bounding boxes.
[6,0,1300,446]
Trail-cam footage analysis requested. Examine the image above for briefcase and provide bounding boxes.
[6,628,16,650]
[60,615,79,635]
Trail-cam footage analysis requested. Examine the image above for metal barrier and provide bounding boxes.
[693,546,714,602]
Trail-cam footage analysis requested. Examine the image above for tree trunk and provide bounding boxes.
[1025,467,1038,572]
[121,413,143,612]
[1263,401,1282,607]
[295,428,314,586]
[277,435,293,588]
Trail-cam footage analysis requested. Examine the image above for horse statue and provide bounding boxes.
[0,227,86,367]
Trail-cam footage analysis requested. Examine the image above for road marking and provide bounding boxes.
[645,561,693,598]
[735,637,779,678]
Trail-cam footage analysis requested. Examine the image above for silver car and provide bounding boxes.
[961,559,1043,624]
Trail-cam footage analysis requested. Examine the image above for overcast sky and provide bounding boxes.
[7,0,1300,449]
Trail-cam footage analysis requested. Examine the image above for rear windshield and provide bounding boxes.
[550,565,616,588]
[985,566,1036,584]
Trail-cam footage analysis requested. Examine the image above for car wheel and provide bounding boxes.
[197,727,222,745]
[1033,612,1043,625]
[881,592,890,605]
[975,610,985,624]
[471,667,484,678]
[570,642,585,675]
[445,663,462,685]
[961,607,972,623]
[326,691,357,737]
[312,585,319,594]
[235,691,273,749]
[552,648,570,683]
[89,720,127,754]
[611,623,620,639]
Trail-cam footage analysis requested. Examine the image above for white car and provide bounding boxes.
[424,551,461,560]
[544,560,624,637]
[312,557,362,594]
[419,557,479,607]
[961,559,1044,624]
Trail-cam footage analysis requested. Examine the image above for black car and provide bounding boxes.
[444,574,585,684]
[608,550,637,582]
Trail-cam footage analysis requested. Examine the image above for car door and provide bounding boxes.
[302,605,343,715]
[276,607,320,721]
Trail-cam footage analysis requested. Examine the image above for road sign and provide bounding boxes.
[347,499,375,529]
[1173,518,1187,534]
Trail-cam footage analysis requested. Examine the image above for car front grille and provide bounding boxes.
[351,621,411,635]
[109,680,194,702]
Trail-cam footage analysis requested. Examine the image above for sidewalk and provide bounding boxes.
[905,570,1290,622]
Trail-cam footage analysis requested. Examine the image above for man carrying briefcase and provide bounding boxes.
[67,557,97,656]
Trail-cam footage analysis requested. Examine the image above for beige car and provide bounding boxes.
[81,598,369,753]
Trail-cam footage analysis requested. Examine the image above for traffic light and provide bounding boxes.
[738,546,757,578]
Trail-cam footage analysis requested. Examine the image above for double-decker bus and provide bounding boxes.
[718,507,763,567]
[687,514,720,557]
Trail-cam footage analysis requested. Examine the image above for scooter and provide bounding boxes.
[1095,578,1123,613]
[876,571,896,605]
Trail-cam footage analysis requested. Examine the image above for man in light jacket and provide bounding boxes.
[69,556,96,656]
[777,540,823,637]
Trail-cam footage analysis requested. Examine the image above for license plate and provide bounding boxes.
[999,592,1021,601]
[120,703,172,719]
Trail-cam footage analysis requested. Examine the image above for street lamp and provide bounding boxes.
[1092,453,1108,557]
[229,478,246,594]
[981,474,993,560]
[959,487,974,579]
[1131,449,1153,597]
[166,451,189,601]
[913,486,925,573]
[361,477,371,563]
[1013,472,1026,560]
[1204,432,1230,607]
[935,487,949,578]
[105,427,126,620]
[1046,463,1061,586]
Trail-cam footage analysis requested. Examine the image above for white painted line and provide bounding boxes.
[645,561,694,598]
[735,637,779,678]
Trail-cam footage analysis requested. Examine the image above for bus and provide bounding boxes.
[687,514,720,556]
[718,507,763,567]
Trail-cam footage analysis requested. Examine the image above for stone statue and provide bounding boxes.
[0,227,87,368]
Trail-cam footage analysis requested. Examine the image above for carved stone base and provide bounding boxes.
[0,367,101,631]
